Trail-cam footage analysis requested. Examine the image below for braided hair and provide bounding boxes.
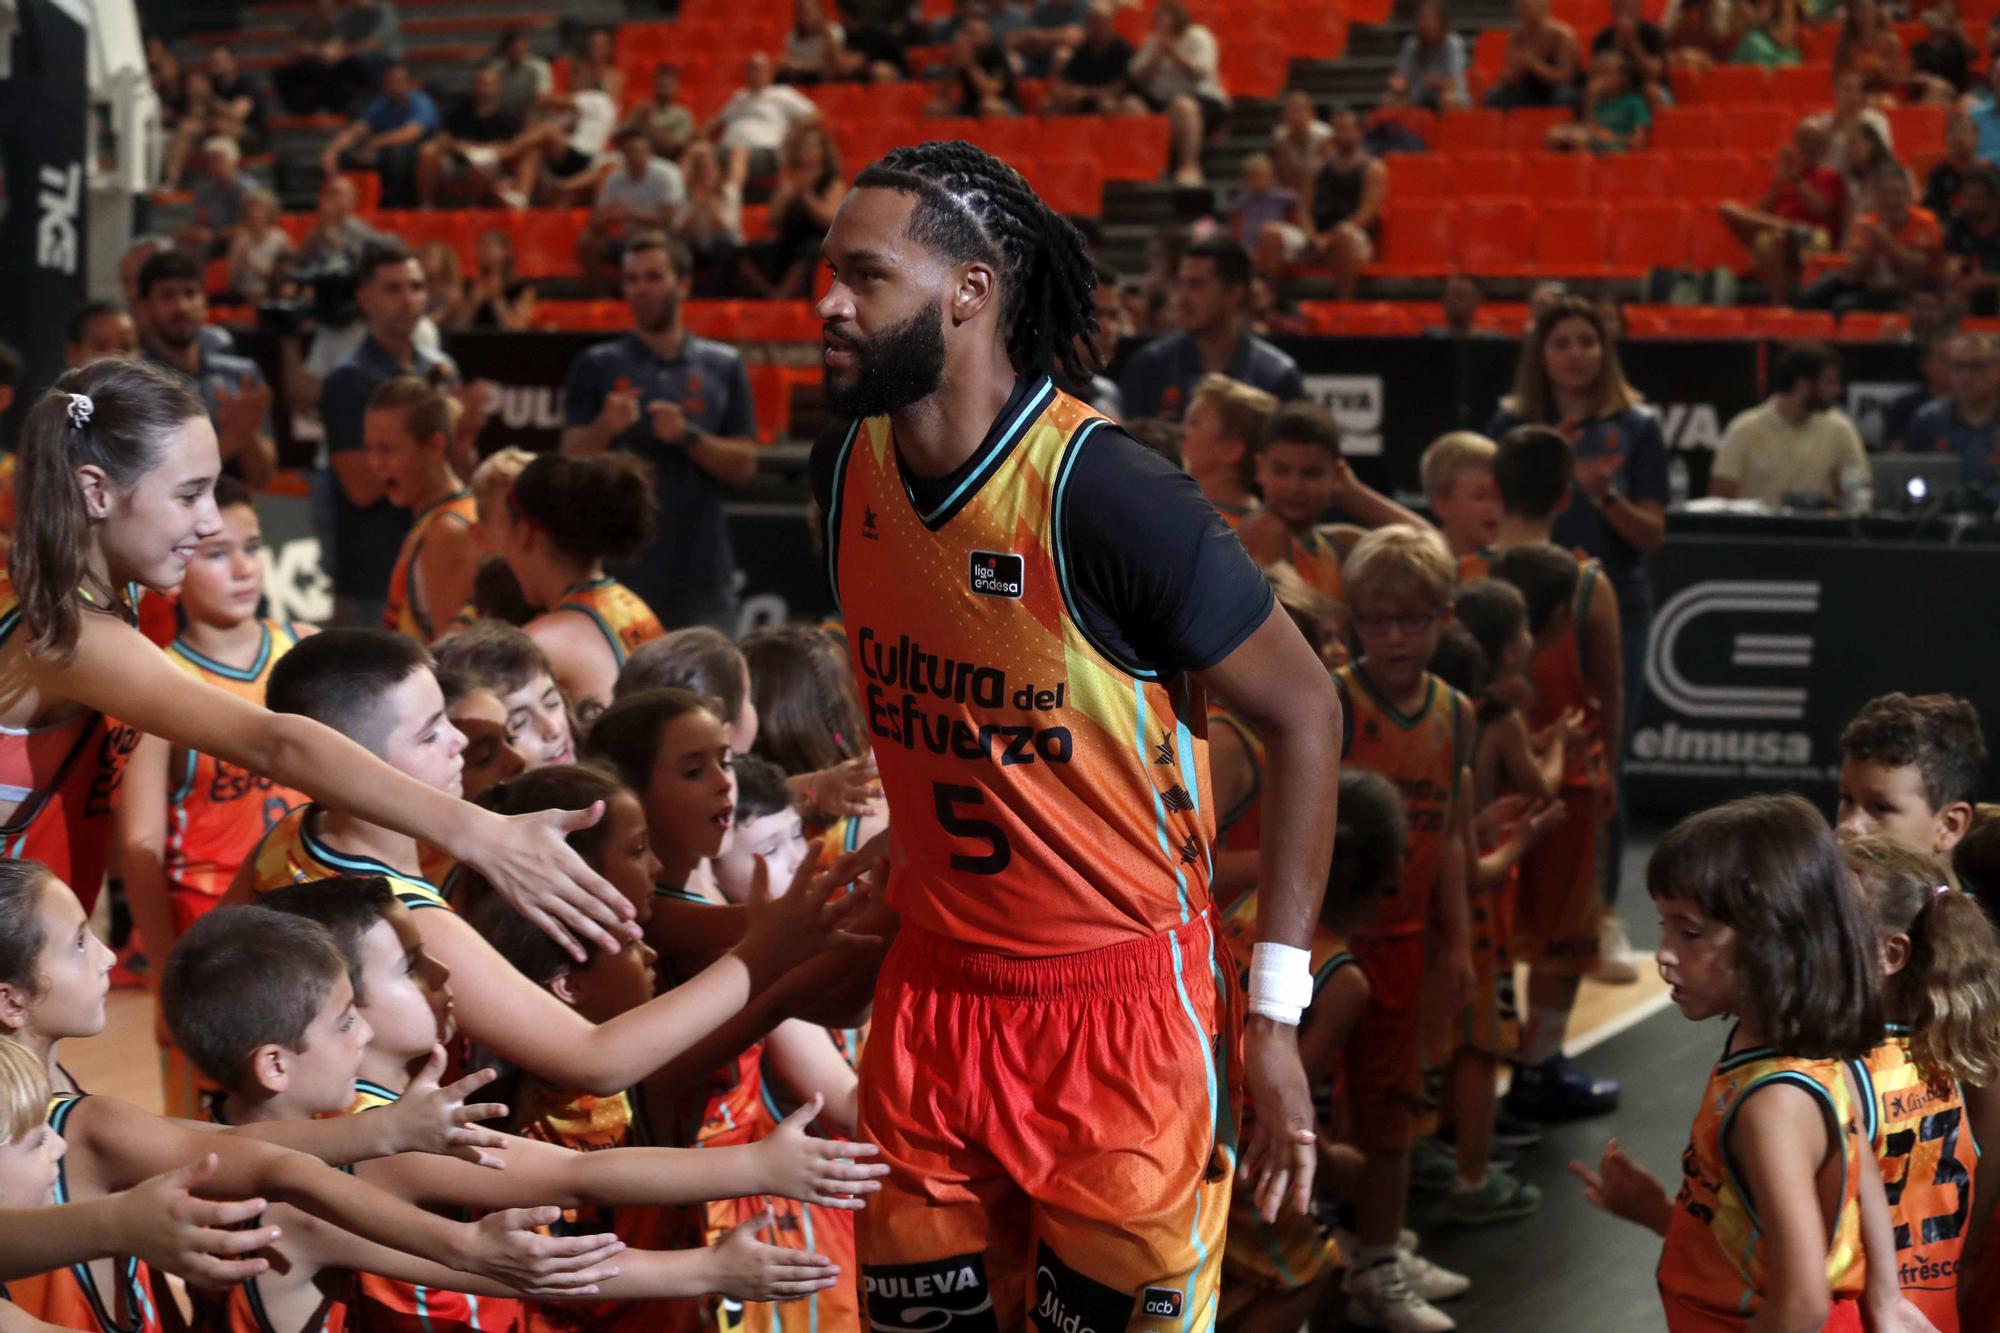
[854,140,1099,382]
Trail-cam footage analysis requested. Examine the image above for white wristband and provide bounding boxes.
[1248,942,1314,1026]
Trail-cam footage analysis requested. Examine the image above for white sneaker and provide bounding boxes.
[1345,1258,1456,1332]
[1589,912,1642,985]
[1396,1241,1471,1303]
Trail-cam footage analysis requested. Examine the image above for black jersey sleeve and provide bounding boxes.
[1057,424,1276,678]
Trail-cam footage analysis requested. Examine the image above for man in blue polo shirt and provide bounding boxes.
[1118,235,1306,423]
[320,239,457,627]
[561,231,758,631]
[1905,330,2000,499]
[318,61,439,208]
[135,249,276,487]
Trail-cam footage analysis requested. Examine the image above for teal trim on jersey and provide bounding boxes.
[170,621,275,682]
[1050,417,1157,680]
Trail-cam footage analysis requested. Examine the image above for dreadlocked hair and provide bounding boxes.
[854,140,1099,382]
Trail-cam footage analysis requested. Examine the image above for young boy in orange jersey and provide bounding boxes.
[163,890,877,1333]
[115,474,315,1118]
[369,377,480,643]
[1419,432,1502,578]
[1836,692,1988,861]
[1332,525,1476,1332]
[1179,373,1274,530]
[1487,425,1625,1123]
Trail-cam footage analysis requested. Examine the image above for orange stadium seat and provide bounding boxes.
[1299,302,1425,335]
[1798,23,1841,60]
[1450,151,1521,196]
[1730,106,1798,154]
[1609,200,1691,272]
[681,300,737,339]
[1503,108,1572,152]
[1702,64,1775,104]
[1667,305,1753,335]
[1031,159,1104,216]
[1688,208,1747,270]
[1650,106,1725,151]
[1223,40,1288,98]
[1622,305,1672,335]
[1673,151,1754,204]
[1759,309,1838,338]
[1889,104,1948,159]
[1595,151,1673,200]
[1280,5,1348,59]
[1521,151,1596,199]
[1371,201,1457,277]
[1097,114,1171,181]
[1839,311,1910,340]
[1457,197,1535,275]
[733,302,820,343]
[515,210,587,279]
[1385,153,1452,199]
[1536,199,1612,274]
[1433,110,1507,153]
[1772,62,1834,107]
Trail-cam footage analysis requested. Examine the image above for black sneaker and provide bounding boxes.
[1503,1056,1620,1121]
[1489,1108,1543,1149]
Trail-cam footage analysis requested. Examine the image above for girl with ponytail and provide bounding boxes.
[0,358,630,955]
[494,452,665,723]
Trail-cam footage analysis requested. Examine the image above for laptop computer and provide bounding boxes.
[1871,453,1963,513]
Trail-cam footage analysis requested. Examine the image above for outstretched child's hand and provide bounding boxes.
[1522,798,1566,847]
[1569,1139,1672,1236]
[460,1207,624,1295]
[737,848,886,985]
[465,802,638,962]
[388,1047,511,1169]
[798,754,881,819]
[114,1154,279,1288]
[706,1211,841,1302]
[755,1093,889,1207]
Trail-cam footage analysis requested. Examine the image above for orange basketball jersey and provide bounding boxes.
[193,1276,350,1333]
[826,379,1216,956]
[348,1079,524,1333]
[1207,707,1264,857]
[385,490,477,642]
[1287,527,1343,602]
[0,576,141,911]
[7,1096,166,1333]
[1335,665,1471,937]
[1851,1029,1976,1331]
[1659,1041,1868,1332]
[1455,549,1492,584]
[247,804,452,913]
[1525,556,1607,790]
[1214,498,1260,534]
[163,622,308,929]
[551,577,665,667]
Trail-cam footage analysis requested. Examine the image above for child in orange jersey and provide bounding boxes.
[1217,769,1401,1332]
[1331,524,1476,1332]
[442,669,531,801]
[435,622,579,771]
[1419,432,1502,575]
[1841,835,2000,1332]
[1179,373,1274,530]
[0,861,622,1333]
[497,455,665,725]
[165,888,876,1333]
[1572,796,1935,1332]
[114,475,315,1117]
[369,377,480,644]
[1836,694,1987,862]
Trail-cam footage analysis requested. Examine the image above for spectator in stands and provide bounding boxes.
[1710,343,1868,504]
[672,141,745,298]
[1128,0,1229,186]
[180,136,253,259]
[135,250,277,487]
[1835,0,1906,95]
[1881,331,1953,449]
[581,127,689,293]
[1119,235,1305,422]
[320,239,456,626]
[1838,122,1901,228]
[1246,273,1310,338]
[445,229,536,330]
[206,47,265,141]
[1814,70,1894,171]
[1485,0,1581,108]
[1592,0,1667,103]
[1722,119,1845,304]
[1547,49,1652,151]
[1045,0,1133,114]
[1260,107,1385,301]
[225,188,294,303]
[707,53,823,191]
[515,64,622,205]
[295,175,382,272]
[781,0,855,84]
[1803,159,1945,313]
[272,0,344,114]
[1911,0,1974,102]
[1965,58,2000,166]
[572,28,626,106]
[743,125,846,299]
[626,65,695,161]
[417,240,461,327]
[1232,154,1298,265]
[493,28,553,122]
[319,62,438,209]
[562,232,759,629]
[1431,273,1485,335]
[1008,0,1089,79]
[1269,89,1332,193]
[414,64,526,208]
[1927,112,1981,214]
[840,0,919,79]
[1904,331,2000,495]
[1391,0,1470,111]
[120,237,230,359]
[1945,165,2000,315]
[332,0,404,103]
[1659,0,1736,70]
[1070,262,1130,418]
[931,17,1022,117]
[163,71,235,186]
[149,43,185,119]
[1905,279,1951,338]
[1488,292,1667,744]
[65,302,140,369]
[1729,0,1802,67]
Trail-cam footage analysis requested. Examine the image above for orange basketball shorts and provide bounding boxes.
[856,911,1237,1331]
[1515,784,1604,977]
[1344,930,1427,1153]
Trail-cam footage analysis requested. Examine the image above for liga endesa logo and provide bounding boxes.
[968,551,1024,599]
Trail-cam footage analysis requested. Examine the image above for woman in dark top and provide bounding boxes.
[1487,295,1666,920]
[452,228,536,330]
[745,125,848,300]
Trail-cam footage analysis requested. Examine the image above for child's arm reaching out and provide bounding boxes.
[0,1155,276,1285]
[1569,1138,1672,1236]
[216,1049,511,1169]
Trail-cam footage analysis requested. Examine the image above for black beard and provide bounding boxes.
[824,298,946,419]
